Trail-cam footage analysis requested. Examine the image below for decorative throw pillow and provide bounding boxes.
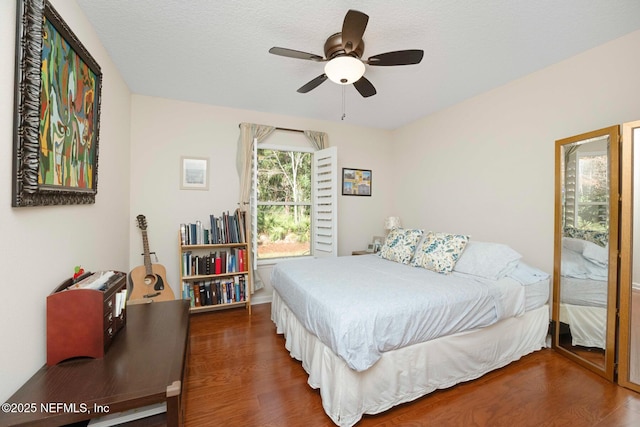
[564,226,608,248]
[411,232,470,274]
[378,228,424,264]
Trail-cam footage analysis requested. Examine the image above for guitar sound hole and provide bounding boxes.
[144,274,165,291]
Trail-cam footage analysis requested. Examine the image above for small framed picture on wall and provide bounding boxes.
[180,157,209,190]
[342,168,371,196]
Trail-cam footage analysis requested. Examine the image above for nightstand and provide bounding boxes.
[352,250,372,255]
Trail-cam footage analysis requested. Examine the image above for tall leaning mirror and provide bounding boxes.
[619,120,640,392]
[553,126,619,381]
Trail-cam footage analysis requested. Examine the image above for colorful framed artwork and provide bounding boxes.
[12,0,102,207]
[180,157,209,190]
[342,168,372,196]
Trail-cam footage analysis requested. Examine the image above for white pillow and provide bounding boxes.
[563,237,589,253]
[583,242,609,267]
[563,237,609,268]
[453,241,522,280]
[560,248,590,279]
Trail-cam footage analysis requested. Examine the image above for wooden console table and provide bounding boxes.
[0,299,190,427]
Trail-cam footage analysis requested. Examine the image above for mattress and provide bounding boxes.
[560,276,608,307]
[523,277,550,311]
[271,254,544,372]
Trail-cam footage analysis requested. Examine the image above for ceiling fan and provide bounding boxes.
[269,9,424,98]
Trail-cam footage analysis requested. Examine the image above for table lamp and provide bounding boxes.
[384,216,401,234]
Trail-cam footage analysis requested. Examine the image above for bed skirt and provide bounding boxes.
[559,303,606,349]
[272,290,549,427]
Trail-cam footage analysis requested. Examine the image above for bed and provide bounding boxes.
[559,236,609,349]
[270,230,550,426]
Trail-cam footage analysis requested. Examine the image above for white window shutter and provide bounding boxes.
[313,146,338,257]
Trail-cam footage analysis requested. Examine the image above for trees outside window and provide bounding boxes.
[256,148,312,259]
[576,152,608,231]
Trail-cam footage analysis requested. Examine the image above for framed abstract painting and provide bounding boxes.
[12,0,102,206]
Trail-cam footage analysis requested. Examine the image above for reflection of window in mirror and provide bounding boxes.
[576,150,609,231]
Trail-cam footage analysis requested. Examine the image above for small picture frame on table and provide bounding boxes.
[372,235,385,253]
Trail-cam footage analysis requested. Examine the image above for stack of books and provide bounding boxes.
[180,209,247,245]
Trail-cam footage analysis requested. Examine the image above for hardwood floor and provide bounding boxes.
[183,303,640,426]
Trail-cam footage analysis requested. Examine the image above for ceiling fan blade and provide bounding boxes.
[269,47,324,61]
[353,76,376,98]
[297,74,328,93]
[367,50,424,66]
[341,9,369,54]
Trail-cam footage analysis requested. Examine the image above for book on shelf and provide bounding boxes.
[199,283,207,306]
[181,248,247,277]
[204,281,212,306]
[180,208,248,246]
[190,285,196,307]
[181,275,248,308]
[193,283,201,307]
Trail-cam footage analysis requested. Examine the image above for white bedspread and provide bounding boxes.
[271,254,525,371]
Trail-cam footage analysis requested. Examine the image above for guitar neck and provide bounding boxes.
[141,230,153,275]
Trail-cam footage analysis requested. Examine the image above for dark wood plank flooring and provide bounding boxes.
[183,303,640,426]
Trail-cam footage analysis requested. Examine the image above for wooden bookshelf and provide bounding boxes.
[179,240,252,315]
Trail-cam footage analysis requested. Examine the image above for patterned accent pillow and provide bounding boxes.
[378,228,424,264]
[564,226,608,247]
[411,232,470,274]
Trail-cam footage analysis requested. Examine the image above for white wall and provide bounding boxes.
[0,0,131,402]
[129,95,393,304]
[391,29,640,275]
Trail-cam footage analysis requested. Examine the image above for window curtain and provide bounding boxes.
[304,130,328,150]
[236,123,275,292]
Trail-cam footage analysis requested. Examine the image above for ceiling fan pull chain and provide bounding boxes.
[341,85,346,120]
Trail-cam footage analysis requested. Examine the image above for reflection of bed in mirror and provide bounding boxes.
[559,234,608,349]
[554,122,640,388]
[553,126,618,380]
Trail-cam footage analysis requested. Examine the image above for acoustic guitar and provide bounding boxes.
[128,214,175,302]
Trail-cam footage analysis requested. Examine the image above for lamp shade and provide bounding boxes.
[384,216,401,230]
[324,56,366,85]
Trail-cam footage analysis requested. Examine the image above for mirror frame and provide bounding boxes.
[552,125,620,381]
[619,120,640,392]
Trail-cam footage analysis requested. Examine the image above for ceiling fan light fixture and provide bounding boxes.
[324,56,365,85]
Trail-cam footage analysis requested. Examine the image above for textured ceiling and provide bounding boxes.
[75,0,640,130]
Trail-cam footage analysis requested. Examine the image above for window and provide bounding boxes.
[256,147,312,259]
[247,134,337,263]
[575,151,608,231]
